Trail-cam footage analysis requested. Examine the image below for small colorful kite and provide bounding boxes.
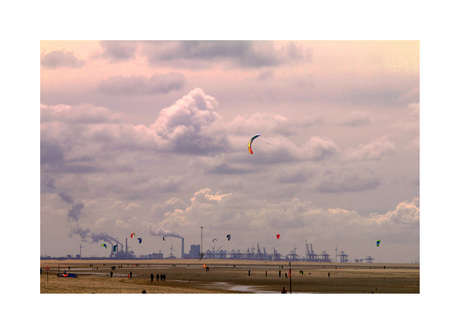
[248,134,261,154]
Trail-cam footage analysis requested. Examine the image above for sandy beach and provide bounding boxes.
[40,259,419,294]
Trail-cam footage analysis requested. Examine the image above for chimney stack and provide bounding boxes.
[181,238,184,259]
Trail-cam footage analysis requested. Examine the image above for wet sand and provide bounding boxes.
[40,259,419,294]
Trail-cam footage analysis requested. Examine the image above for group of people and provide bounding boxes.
[150,273,166,282]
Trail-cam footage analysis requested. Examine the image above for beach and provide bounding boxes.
[40,259,419,294]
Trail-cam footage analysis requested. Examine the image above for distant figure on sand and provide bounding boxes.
[150,273,154,282]
[281,287,287,294]
[156,274,159,281]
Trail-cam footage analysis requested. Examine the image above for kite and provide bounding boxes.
[162,237,166,241]
[131,233,135,238]
[376,240,381,247]
[113,245,118,252]
[138,237,142,243]
[227,234,231,241]
[276,234,280,239]
[212,238,217,242]
[248,134,261,154]
[101,243,107,249]
[57,273,78,278]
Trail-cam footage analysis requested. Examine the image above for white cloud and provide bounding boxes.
[371,198,419,226]
[150,88,229,154]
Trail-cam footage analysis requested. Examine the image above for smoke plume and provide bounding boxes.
[58,191,85,222]
[69,226,90,239]
[58,192,74,205]
[90,232,123,251]
[149,225,182,238]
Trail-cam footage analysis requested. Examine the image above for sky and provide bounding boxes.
[40,40,419,263]
[5,1,460,332]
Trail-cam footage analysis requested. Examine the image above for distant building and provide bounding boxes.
[150,252,163,259]
[188,244,200,259]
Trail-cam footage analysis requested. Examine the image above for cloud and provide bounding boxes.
[99,41,138,62]
[336,110,371,127]
[371,198,419,226]
[347,136,396,161]
[304,136,339,160]
[97,73,185,95]
[41,50,85,68]
[227,112,290,136]
[40,89,230,163]
[142,41,312,68]
[40,103,120,124]
[151,88,229,154]
[40,141,65,171]
[315,168,380,193]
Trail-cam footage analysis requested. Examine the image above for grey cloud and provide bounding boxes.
[316,169,380,193]
[206,163,253,175]
[337,110,371,127]
[62,164,100,174]
[99,41,138,62]
[41,50,85,68]
[97,73,185,95]
[304,137,339,161]
[40,141,65,171]
[276,167,310,183]
[347,137,395,161]
[143,41,312,68]
[40,104,120,124]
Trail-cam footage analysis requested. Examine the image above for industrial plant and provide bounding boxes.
[42,238,375,263]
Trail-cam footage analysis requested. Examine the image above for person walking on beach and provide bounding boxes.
[156,274,159,281]
[110,271,113,277]
[150,273,154,282]
[281,287,287,294]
